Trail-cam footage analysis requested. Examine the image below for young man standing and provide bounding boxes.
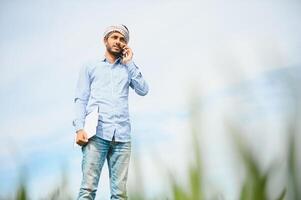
[73,25,149,200]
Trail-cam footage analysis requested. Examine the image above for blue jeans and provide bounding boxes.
[77,136,131,200]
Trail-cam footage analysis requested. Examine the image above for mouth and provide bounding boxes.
[112,45,121,50]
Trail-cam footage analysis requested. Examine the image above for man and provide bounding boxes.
[73,24,149,200]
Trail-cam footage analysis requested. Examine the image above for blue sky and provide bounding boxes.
[1,0,301,199]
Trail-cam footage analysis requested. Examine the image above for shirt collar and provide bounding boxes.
[101,55,122,65]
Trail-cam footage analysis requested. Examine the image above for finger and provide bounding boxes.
[123,48,128,54]
[127,51,133,59]
[77,139,87,146]
[127,49,133,56]
[124,48,129,53]
[124,47,131,53]
[76,135,81,144]
[78,141,86,146]
[83,132,88,142]
[76,139,84,146]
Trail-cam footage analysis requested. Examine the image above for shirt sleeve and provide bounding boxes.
[127,61,149,96]
[72,64,91,132]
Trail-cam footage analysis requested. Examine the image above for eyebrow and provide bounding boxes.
[111,35,125,42]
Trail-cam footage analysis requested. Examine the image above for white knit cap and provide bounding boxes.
[103,24,129,43]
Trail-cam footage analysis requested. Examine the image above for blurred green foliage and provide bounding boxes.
[5,97,300,200]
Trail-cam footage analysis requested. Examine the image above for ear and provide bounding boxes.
[103,37,107,45]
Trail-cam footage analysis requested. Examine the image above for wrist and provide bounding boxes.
[76,129,84,134]
[126,60,135,67]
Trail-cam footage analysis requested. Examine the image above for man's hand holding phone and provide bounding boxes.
[121,46,133,64]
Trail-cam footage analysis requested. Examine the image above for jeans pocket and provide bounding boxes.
[89,135,97,141]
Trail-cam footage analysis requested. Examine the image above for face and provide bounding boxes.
[104,32,127,57]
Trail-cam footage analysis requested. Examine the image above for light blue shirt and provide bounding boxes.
[73,57,149,142]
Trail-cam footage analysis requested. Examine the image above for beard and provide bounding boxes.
[106,44,123,58]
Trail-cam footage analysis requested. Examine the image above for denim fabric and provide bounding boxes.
[77,136,131,200]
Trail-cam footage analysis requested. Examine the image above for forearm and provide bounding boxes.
[73,98,88,132]
[127,61,149,96]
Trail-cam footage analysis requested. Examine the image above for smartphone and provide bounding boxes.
[121,47,127,59]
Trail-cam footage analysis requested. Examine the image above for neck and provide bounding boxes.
[105,51,119,64]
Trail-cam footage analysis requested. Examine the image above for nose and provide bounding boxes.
[114,41,121,48]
